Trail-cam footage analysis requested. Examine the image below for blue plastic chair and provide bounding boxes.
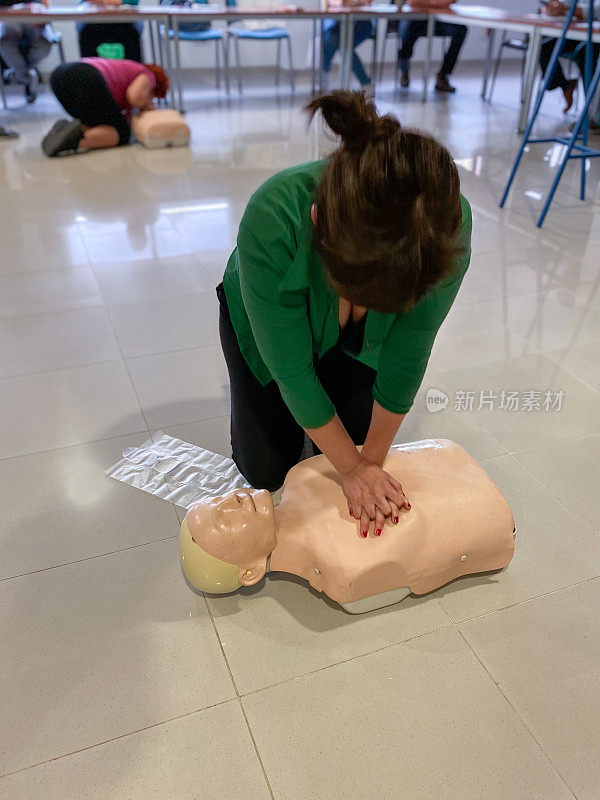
[226,2,294,94]
[159,0,229,93]
[162,26,229,93]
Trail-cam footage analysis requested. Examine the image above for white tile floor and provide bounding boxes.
[1,64,600,799]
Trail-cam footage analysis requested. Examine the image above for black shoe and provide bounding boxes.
[0,126,20,140]
[400,72,409,88]
[435,73,456,93]
[42,119,84,157]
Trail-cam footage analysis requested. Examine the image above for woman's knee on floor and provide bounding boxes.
[232,454,294,494]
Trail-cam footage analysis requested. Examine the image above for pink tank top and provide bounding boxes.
[82,58,156,111]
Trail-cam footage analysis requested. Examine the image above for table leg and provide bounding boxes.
[421,13,434,103]
[340,15,352,88]
[311,18,317,95]
[171,17,184,113]
[518,27,540,133]
[149,19,157,66]
[162,14,176,110]
[0,73,7,110]
[481,28,495,100]
[319,18,325,94]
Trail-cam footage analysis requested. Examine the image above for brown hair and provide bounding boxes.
[306,90,463,314]
[144,64,169,99]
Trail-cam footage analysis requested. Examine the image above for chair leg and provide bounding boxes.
[377,22,389,84]
[233,34,243,95]
[215,37,220,89]
[0,76,7,111]
[394,38,400,92]
[222,37,230,95]
[58,39,66,65]
[487,30,506,103]
[149,22,157,65]
[275,38,281,87]
[370,24,378,85]
[310,19,317,95]
[286,35,294,93]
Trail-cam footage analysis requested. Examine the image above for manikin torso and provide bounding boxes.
[183,440,515,614]
[269,440,514,606]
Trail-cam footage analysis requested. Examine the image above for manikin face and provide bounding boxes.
[180,489,276,593]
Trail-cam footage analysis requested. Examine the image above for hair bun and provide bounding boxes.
[306,90,399,153]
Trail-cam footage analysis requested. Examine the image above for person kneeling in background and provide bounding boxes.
[41,57,169,157]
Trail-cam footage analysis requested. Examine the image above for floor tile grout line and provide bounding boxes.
[0,340,223,383]
[477,430,596,462]
[475,448,600,540]
[0,698,236,781]
[0,534,179,583]
[103,302,153,434]
[237,622,457,700]
[230,577,600,703]
[0,409,229,464]
[457,628,581,800]
[202,594,276,800]
[507,451,600,536]
[454,574,600,625]
[543,349,600,397]
[435,596,457,625]
[0,427,150,464]
[0,354,125,383]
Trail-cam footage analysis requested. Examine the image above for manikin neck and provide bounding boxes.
[263,503,299,577]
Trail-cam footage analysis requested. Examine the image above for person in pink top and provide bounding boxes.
[41,57,169,157]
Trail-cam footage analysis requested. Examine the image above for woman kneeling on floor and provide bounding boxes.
[42,57,169,157]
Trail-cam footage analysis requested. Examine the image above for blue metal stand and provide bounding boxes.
[500,0,600,227]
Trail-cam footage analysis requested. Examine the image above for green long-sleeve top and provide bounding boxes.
[223,159,472,430]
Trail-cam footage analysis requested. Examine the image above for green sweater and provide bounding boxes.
[223,160,471,430]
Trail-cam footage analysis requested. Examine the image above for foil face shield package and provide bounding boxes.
[390,439,443,454]
[106,435,443,510]
[106,432,251,510]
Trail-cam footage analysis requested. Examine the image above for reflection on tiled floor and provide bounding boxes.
[1,65,599,798]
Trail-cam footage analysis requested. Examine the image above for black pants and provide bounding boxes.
[76,22,143,63]
[539,37,600,92]
[398,20,467,77]
[218,283,376,492]
[50,62,131,146]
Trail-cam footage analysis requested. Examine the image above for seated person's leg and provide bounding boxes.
[397,20,427,87]
[77,23,101,58]
[350,20,375,88]
[435,22,467,93]
[0,23,29,84]
[539,37,578,111]
[572,39,600,85]
[120,23,143,62]
[20,24,52,103]
[322,19,340,78]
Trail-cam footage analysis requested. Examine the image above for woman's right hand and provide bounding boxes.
[341,457,410,538]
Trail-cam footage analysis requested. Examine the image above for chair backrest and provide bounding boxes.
[228,0,285,31]
[160,0,211,33]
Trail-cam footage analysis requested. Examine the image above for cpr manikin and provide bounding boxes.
[179,439,516,614]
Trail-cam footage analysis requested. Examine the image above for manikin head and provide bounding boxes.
[179,489,275,593]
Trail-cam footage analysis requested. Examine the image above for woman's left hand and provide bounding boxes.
[341,457,410,538]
